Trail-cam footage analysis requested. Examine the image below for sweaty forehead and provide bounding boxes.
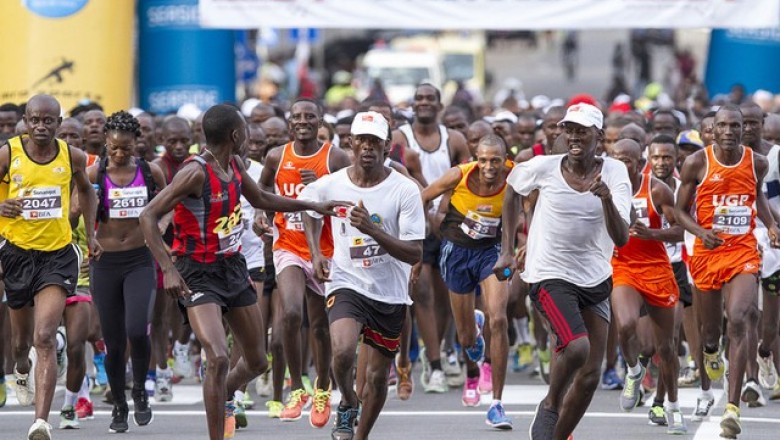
[715,110,742,123]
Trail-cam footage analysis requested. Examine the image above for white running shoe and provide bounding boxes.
[172,342,192,378]
[155,368,173,402]
[757,350,779,390]
[424,370,449,394]
[14,366,35,407]
[27,418,52,440]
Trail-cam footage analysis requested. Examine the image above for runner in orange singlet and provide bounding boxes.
[608,139,686,434]
[675,104,780,439]
[259,99,351,428]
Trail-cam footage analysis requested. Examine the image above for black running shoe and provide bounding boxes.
[331,405,359,440]
[132,387,154,426]
[529,401,558,440]
[109,402,129,433]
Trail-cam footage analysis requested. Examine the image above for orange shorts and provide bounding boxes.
[689,249,760,292]
[613,264,679,308]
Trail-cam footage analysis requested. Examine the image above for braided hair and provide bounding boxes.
[104,110,141,138]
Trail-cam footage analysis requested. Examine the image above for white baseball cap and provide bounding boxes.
[351,111,389,140]
[493,110,519,124]
[559,103,603,130]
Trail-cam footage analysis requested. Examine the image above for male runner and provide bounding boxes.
[608,139,686,434]
[422,133,513,429]
[259,99,352,426]
[397,83,470,393]
[494,103,632,440]
[81,109,106,156]
[140,104,341,440]
[0,103,21,138]
[301,111,425,440]
[0,94,100,440]
[675,104,780,439]
[514,106,565,162]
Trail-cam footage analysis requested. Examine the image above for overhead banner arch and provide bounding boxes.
[199,0,779,30]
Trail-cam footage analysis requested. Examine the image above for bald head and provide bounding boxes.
[467,120,493,157]
[764,113,780,145]
[26,94,61,117]
[261,116,290,148]
[618,123,647,147]
[250,103,276,124]
[25,94,62,146]
[612,138,642,159]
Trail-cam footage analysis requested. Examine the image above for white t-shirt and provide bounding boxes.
[509,155,632,287]
[240,159,265,270]
[299,167,426,305]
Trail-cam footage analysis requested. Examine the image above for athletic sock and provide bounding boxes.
[758,345,772,359]
[63,390,78,408]
[430,360,442,372]
[666,400,680,411]
[492,399,502,407]
[77,375,90,400]
[234,390,245,402]
[518,317,531,344]
[628,362,642,377]
[652,398,664,407]
[466,366,480,378]
[700,388,714,399]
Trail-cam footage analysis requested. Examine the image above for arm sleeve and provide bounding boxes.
[506,158,541,197]
[398,182,426,241]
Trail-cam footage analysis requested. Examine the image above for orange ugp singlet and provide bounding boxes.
[612,173,679,308]
[689,145,760,291]
[273,142,334,260]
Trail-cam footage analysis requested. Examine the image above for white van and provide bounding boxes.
[359,49,443,105]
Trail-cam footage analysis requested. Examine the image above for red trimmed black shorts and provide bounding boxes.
[326,288,407,358]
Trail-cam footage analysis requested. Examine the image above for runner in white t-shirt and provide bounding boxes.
[493,103,632,440]
[300,111,425,440]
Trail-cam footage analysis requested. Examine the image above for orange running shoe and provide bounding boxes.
[280,388,310,422]
[309,378,332,428]
[224,400,236,439]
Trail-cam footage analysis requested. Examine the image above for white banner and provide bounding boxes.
[199,0,780,30]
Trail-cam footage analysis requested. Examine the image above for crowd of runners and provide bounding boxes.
[0,82,779,440]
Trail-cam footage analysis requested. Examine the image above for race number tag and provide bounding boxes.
[285,212,304,231]
[108,187,148,219]
[712,205,751,235]
[460,210,500,239]
[633,198,649,226]
[20,186,62,220]
[349,236,388,268]
[217,221,244,253]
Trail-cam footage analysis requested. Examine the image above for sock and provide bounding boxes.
[666,400,680,411]
[639,355,650,367]
[63,390,78,408]
[466,366,480,378]
[78,375,91,400]
[628,362,642,377]
[518,317,531,344]
[700,388,714,399]
[653,397,664,407]
[430,360,442,372]
[174,340,190,352]
[703,344,718,355]
[492,399,501,407]
[234,390,245,402]
[157,366,171,377]
[758,345,772,359]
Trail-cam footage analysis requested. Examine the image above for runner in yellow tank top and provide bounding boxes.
[421,134,514,429]
[0,95,101,439]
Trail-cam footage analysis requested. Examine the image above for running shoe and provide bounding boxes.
[462,376,480,407]
[310,379,332,428]
[266,400,283,418]
[620,364,646,412]
[516,343,534,372]
[741,379,766,408]
[719,403,741,439]
[666,408,687,435]
[234,399,247,429]
[529,402,558,440]
[56,327,67,383]
[478,362,493,394]
[443,349,462,377]
[703,350,724,382]
[224,400,236,439]
[424,369,448,394]
[27,418,52,440]
[395,355,414,401]
[0,381,6,408]
[132,387,153,426]
[648,404,666,425]
[642,368,656,394]
[14,366,35,406]
[465,310,486,363]
[601,368,624,390]
[280,388,310,421]
[538,348,551,384]
[691,394,715,422]
[771,382,780,401]
[677,366,700,387]
[76,397,94,420]
[109,403,129,434]
[419,346,431,388]
[59,405,79,429]
[486,401,512,430]
[93,352,108,390]
[241,390,255,410]
[757,350,778,390]
[155,368,173,402]
[256,371,273,397]
[331,405,359,440]
[172,341,192,379]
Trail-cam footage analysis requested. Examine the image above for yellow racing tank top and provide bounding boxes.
[2,135,73,251]
[440,161,512,248]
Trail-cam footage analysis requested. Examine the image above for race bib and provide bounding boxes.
[285,212,304,231]
[349,236,388,268]
[20,186,62,220]
[108,186,148,219]
[217,221,244,253]
[712,205,751,235]
[460,210,500,240]
[633,198,649,226]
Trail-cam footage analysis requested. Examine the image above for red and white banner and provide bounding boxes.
[200,0,779,30]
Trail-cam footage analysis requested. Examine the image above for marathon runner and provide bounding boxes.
[422,133,514,429]
[494,103,632,440]
[0,94,101,440]
[675,104,780,439]
[140,104,342,440]
[300,111,425,440]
